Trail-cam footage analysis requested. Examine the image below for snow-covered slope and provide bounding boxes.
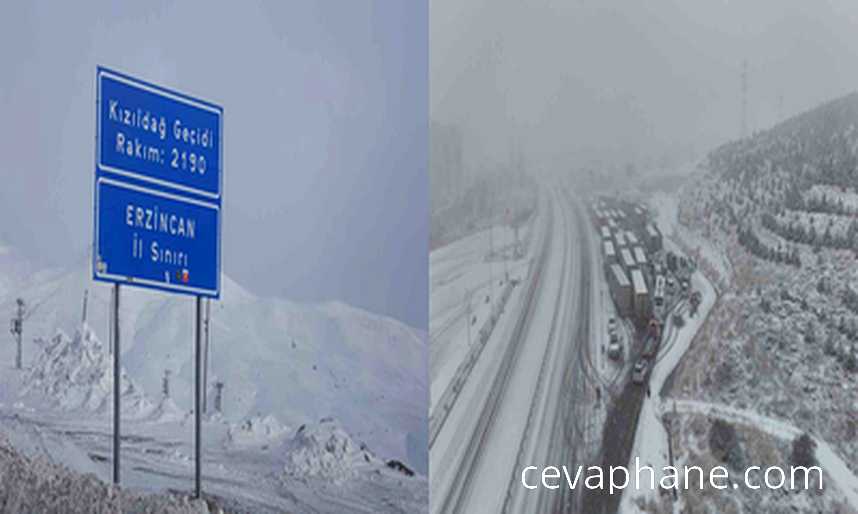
[0,262,428,474]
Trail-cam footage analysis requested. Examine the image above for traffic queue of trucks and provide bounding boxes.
[599,224,658,327]
[591,196,691,387]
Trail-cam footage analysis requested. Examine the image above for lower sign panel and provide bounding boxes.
[94,177,220,297]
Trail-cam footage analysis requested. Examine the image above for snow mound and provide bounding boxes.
[226,415,288,447]
[280,418,379,481]
[23,324,152,414]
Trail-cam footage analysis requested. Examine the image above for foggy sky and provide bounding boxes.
[431,0,858,175]
[0,1,427,328]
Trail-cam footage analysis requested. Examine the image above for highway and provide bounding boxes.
[430,183,719,514]
[430,185,605,514]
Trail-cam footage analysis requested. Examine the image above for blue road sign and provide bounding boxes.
[94,67,222,298]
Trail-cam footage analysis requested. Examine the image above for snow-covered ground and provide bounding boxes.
[0,255,428,512]
[670,399,858,506]
[429,215,534,411]
[443,194,564,514]
[429,201,549,513]
[634,118,858,510]
[0,430,211,514]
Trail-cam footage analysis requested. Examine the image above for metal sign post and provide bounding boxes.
[93,66,222,497]
[113,284,120,484]
[195,295,202,498]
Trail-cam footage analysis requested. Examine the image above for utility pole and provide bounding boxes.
[514,223,520,259]
[503,208,509,281]
[81,289,88,325]
[465,289,472,347]
[489,202,495,297]
[741,60,748,138]
[162,369,171,399]
[214,381,224,414]
[10,298,25,370]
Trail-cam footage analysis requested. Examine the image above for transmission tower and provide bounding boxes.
[162,369,172,399]
[10,298,25,370]
[214,381,225,413]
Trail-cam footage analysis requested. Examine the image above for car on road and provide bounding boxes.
[632,358,649,384]
[607,317,617,333]
[607,339,622,360]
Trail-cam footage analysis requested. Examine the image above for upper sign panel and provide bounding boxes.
[97,67,223,200]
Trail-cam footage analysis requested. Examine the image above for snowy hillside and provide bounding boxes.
[661,92,858,512]
[0,261,428,475]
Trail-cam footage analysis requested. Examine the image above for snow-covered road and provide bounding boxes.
[431,185,602,514]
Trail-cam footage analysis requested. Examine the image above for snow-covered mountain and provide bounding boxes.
[0,260,428,475]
